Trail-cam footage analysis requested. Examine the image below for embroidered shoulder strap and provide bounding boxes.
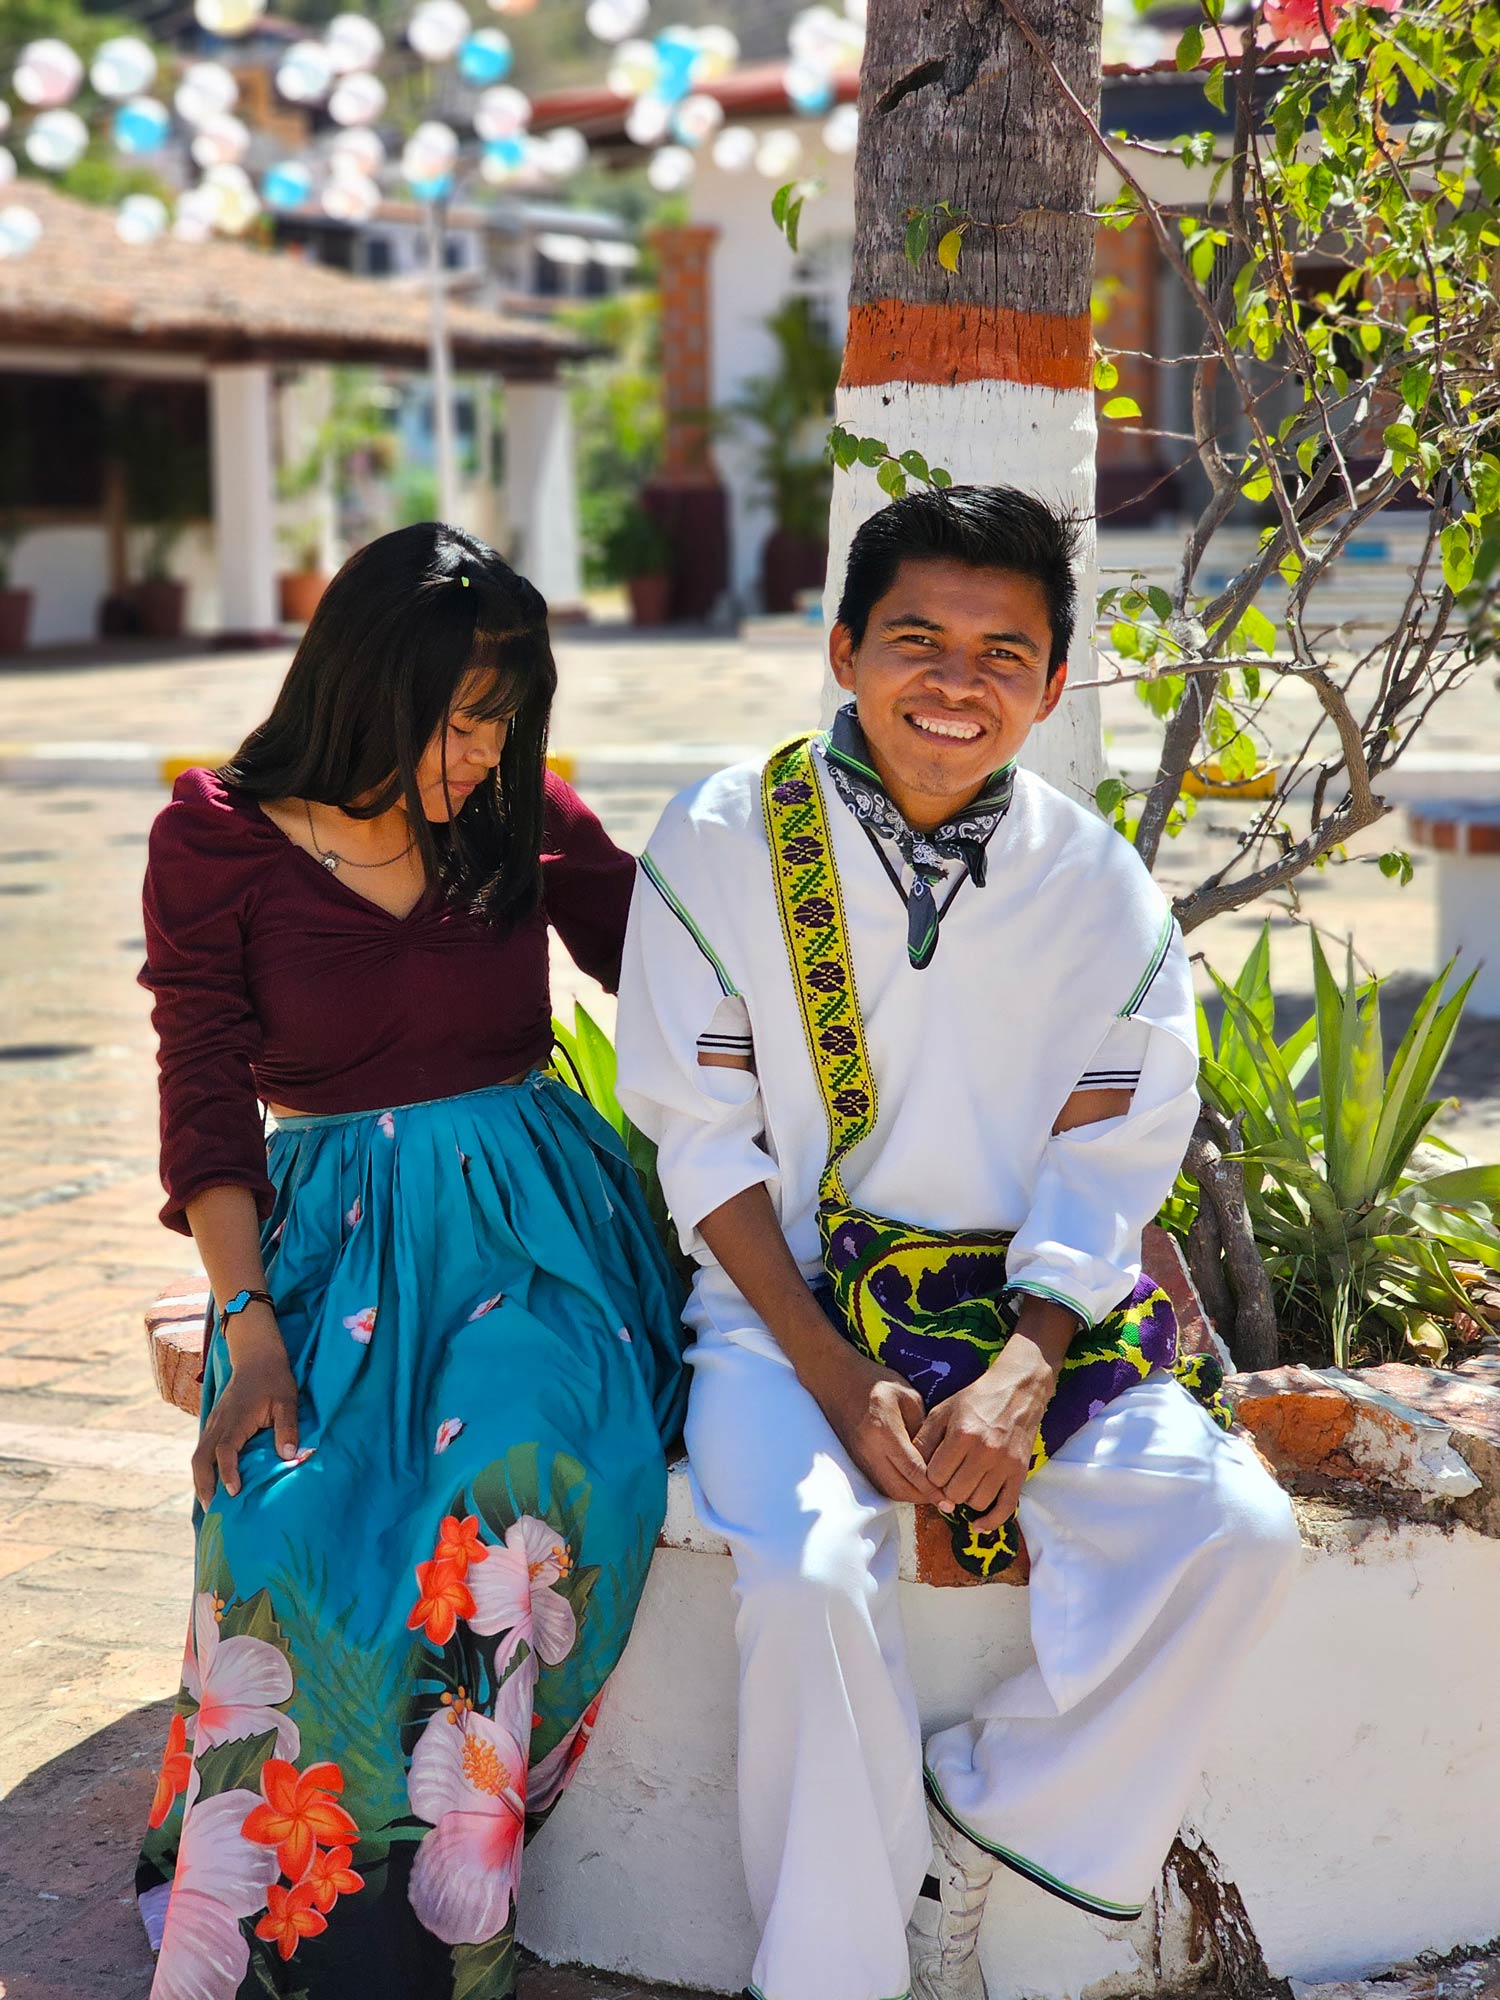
[762,734,877,1208]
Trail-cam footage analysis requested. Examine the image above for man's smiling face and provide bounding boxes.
[829,556,1067,832]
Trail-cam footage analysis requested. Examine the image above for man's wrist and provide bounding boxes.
[1002,1294,1079,1380]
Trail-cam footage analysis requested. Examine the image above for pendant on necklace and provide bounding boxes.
[320,852,340,872]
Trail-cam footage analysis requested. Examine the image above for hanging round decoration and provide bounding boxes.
[711,124,757,172]
[117,193,170,244]
[25,108,90,173]
[473,84,531,141]
[458,29,513,84]
[113,97,173,156]
[585,0,650,43]
[175,61,239,125]
[647,143,695,192]
[325,13,385,74]
[328,72,387,127]
[262,159,314,210]
[14,40,85,109]
[408,0,472,64]
[275,41,335,104]
[0,206,43,258]
[193,0,268,35]
[90,37,158,101]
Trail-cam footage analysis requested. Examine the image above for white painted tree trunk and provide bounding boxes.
[820,380,1104,805]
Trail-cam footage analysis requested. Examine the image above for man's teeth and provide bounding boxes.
[910,715,982,741]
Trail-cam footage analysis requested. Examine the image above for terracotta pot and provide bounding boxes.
[279,569,329,624]
[761,529,828,615]
[627,571,671,627]
[0,587,34,654]
[131,578,187,641]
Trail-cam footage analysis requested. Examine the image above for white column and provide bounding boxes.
[503,377,584,616]
[210,362,278,638]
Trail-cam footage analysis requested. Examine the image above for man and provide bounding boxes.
[614,486,1299,2000]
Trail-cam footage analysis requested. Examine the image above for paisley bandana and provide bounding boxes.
[820,703,1015,970]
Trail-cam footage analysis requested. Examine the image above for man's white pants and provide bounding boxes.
[686,1341,1301,2000]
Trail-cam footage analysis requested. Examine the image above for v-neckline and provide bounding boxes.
[250,796,437,926]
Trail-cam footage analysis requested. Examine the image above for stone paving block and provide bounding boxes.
[0,1542,54,1583]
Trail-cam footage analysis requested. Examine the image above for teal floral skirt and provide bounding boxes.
[138,1074,688,2000]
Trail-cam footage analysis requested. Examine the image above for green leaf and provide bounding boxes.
[1241,470,1273,502]
[856,436,889,468]
[1234,603,1278,655]
[1377,850,1414,887]
[1204,61,1226,111]
[452,1931,519,2000]
[899,450,930,479]
[930,466,954,489]
[194,1726,279,1805]
[1101,396,1142,420]
[937,227,965,272]
[904,212,931,266]
[770,183,794,230]
[218,1587,288,1651]
[1368,961,1474,1194]
[1177,22,1204,68]
[1093,355,1120,391]
[877,458,908,498]
[783,196,805,252]
[1330,952,1388,1209]
[1095,777,1128,816]
[1441,522,1475,593]
[1145,585,1174,620]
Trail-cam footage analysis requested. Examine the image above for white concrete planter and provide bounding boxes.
[516,1468,1500,1999]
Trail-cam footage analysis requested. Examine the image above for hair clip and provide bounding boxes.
[459,574,471,588]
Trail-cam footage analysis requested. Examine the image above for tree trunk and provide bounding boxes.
[826,0,1106,801]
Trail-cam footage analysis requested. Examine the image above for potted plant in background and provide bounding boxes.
[119,400,206,641]
[600,496,673,626]
[732,298,842,614]
[277,526,330,625]
[0,434,32,655]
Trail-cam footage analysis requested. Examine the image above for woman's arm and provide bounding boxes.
[186,1186,299,1507]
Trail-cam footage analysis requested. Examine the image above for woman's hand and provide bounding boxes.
[192,1325,299,1508]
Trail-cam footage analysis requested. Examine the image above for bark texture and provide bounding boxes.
[850,0,1104,326]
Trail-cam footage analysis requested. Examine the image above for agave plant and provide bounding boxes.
[1175,927,1500,1369]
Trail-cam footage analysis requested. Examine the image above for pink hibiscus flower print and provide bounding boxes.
[345,1198,362,1230]
[465,1515,577,1672]
[434,1417,465,1454]
[183,1591,300,1759]
[343,1306,377,1345]
[528,1691,603,1818]
[377,1110,395,1139]
[467,1293,504,1322]
[407,1707,527,1946]
[151,1788,280,2000]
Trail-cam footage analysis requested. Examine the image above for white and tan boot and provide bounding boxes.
[906,1800,997,2000]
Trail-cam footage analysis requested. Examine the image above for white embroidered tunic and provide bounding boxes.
[614,743,1200,1363]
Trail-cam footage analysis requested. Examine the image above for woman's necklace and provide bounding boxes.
[304,800,415,873]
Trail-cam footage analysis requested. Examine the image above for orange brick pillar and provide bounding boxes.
[646,224,729,622]
[1093,218,1167,523]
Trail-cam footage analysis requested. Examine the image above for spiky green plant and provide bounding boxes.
[551,1002,676,1263]
[1174,927,1500,1369]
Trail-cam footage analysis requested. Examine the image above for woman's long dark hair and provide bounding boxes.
[222,522,558,925]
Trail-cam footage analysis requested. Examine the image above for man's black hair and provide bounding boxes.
[835,484,1082,675]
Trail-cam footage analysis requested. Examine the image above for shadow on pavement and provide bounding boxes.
[0,1700,165,2000]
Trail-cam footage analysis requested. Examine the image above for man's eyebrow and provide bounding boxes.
[982,630,1043,655]
[880,611,1044,657]
[880,612,945,632]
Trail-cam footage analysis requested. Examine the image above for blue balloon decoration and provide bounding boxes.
[786,68,835,115]
[263,160,313,211]
[483,136,526,170]
[653,28,699,105]
[458,32,513,86]
[113,98,171,156]
[408,170,456,201]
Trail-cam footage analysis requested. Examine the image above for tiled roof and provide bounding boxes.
[0,184,593,374]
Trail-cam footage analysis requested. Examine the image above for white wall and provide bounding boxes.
[691,139,856,609]
[518,1504,1500,1998]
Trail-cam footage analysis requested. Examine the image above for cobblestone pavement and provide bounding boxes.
[0,628,1495,1998]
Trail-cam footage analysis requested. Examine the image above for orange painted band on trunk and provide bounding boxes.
[840,300,1094,392]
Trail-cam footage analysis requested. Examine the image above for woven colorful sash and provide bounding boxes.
[762,733,1229,1578]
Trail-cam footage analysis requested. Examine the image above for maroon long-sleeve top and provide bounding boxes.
[141,766,636,1235]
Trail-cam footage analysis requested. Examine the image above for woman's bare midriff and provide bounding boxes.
[266,1068,536,1120]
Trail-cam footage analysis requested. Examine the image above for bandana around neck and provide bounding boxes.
[819,703,1016,971]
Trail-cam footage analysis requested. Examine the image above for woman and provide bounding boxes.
[136,523,686,2000]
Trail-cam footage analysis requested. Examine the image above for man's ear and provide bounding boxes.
[829,620,857,693]
[1036,657,1068,724]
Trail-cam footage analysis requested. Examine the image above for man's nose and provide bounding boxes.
[923,650,985,694]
